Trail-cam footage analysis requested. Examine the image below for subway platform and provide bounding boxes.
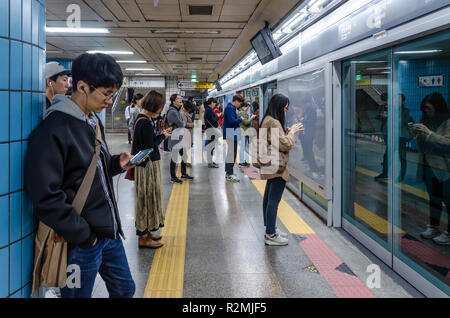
[92,134,424,299]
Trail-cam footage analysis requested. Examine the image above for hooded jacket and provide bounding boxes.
[24,95,124,249]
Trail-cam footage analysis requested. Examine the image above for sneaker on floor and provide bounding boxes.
[225,174,240,182]
[264,233,288,246]
[420,225,440,239]
[276,228,289,238]
[208,163,219,168]
[181,174,194,181]
[238,163,247,167]
[170,178,183,184]
[432,231,450,245]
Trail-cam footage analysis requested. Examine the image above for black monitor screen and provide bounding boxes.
[251,27,282,65]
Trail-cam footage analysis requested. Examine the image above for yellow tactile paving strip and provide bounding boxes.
[252,180,315,234]
[144,170,190,298]
[353,202,406,235]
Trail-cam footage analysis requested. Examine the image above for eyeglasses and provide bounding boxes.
[90,85,119,103]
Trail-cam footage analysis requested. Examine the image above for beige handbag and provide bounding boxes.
[32,117,103,296]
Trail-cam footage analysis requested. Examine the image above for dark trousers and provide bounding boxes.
[423,166,450,232]
[225,139,238,175]
[163,138,169,151]
[170,148,187,178]
[302,139,318,172]
[263,177,286,235]
[380,138,408,180]
[61,236,135,298]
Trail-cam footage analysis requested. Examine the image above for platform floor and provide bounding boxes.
[92,134,423,298]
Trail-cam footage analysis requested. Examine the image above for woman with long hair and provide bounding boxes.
[132,91,171,248]
[413,92,450,245]
[128,93,145,140]
[260,94,303,246]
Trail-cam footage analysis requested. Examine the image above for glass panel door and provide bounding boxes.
[342,50,392,251]
[393,29,450,295]
[262,81,277,120]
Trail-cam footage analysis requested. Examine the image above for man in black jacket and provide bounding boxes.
[25,53,135,298]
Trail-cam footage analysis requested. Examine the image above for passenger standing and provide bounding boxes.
[45,61,71,109]
[214,103,224,127]
[25,53,136,298]
[180,100,196,167]
[223,94,245,182]
[260,94,303,246]
[252,101,260,135]
[413,92,450,245]
[132,91,171,249]
[238,102,256,167]
[204,97,220,168]
[125,102,134,144]
[128,94,144,140]
[167,94,194,184]
[161,102,171,151]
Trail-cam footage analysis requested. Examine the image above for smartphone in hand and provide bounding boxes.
[124,149,154,168]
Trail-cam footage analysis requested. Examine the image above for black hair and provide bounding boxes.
[232,94,245,104]
[132,93,144,105]
[188,96,195,102]
[170,93,180,103]
[205,97,217,107]
[262,93,289,129]
[252,101,259,111]
[72,53,123,92]
[183,100,194,113]
[420,92,449,127]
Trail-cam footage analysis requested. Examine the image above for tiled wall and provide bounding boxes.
[397,59,450,123]
[0,0,46,298]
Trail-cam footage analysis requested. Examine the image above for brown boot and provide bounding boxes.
[149,232,162,241]
[138,235,163,249]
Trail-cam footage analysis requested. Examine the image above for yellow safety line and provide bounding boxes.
[354,202,406,235]
[355,166,429,201]
[144,169,190,298]
[252,180,315,234]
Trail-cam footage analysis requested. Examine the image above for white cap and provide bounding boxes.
[46,61,71,79]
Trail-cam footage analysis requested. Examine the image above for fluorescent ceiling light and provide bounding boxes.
[126,68,155,71]
[394,50,443,54]
[88,50,134,55]
[46,27,110,33]
[136,73,161,76]
[117,60,147,63]
[151,30,220,35]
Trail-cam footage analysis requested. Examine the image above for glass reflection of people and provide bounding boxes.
[398,94,414,182]
[299,101,319,177]
[374,92,389,180]
[252,101,260,134]
[413,92,450,245]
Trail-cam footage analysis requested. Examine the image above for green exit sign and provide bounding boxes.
[356,74,362,81]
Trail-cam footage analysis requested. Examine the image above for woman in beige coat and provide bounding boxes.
[259,94,303,246]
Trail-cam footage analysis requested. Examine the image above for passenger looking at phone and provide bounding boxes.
[128,94,145,141]
[413,92,450,245]
[25,53,136,298]
[132,91,171,249]
[238,101,257,167]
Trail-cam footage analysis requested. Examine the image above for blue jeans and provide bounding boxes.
[60,236,135,298]
[240,135,249,164]
[263,177,286,235]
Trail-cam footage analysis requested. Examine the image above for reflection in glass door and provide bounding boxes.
[342,50,392,252]
[262,81,277,120]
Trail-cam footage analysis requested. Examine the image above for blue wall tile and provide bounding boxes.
[0,0,8,38]
[0,196,8,248]
[0,248,8,298]
[22,93,31,140]
[10,142,22,192]
[22,190,32,237]
[32,46,38,91]
[31,0,39,45]
[31,93,40,131]
[0,38,9,90]
[10,92,21,141]
[10,289,21,298]
[9,241,21,293]
[0,91,9,142]
[9,192,20,243]
[38,3,45,48]
[10,41,22,90]
[22,0,31,43]
[23,44,31,91]
[22,235,32,288]
[38,48,45,91]
[9,0,22,41]
[22,283,31,298]
[0,144,8,196]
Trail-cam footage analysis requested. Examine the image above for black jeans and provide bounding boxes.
[170,148,187,178]
[262,177,286,235]
[423,166,450,232]
[225,139,238,175]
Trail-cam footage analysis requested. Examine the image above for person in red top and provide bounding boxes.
[214,104,224,127]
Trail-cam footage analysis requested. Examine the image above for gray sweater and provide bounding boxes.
[167,104,186,150]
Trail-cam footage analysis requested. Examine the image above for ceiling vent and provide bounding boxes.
[165,39,177,43]
[189,5,213,15]
[190,57,203,61]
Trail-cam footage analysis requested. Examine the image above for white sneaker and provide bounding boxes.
[264,233,288,246]
[432,231,450,245]
[226,174,240,182]
[276,228,289,238]
[420,225,440,239]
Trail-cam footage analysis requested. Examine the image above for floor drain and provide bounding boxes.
[305,265,319,273]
